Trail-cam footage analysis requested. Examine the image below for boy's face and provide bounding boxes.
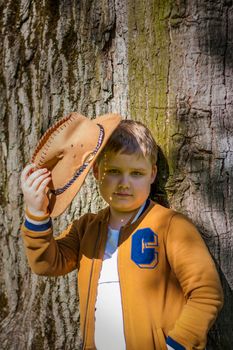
[93,151,157,214]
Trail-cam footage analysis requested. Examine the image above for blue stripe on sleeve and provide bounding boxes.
[166,336,185,350]
[24,218,52,232]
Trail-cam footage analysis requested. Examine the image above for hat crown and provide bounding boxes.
[31,112,122,217]
[33,114,99,158]
[33,113,102,188]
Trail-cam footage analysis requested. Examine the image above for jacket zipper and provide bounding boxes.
[82,222,102,350]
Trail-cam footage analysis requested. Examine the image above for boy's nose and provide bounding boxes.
[118,178,130,189]
[118,183,129,190]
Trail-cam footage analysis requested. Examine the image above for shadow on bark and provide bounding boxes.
[150,146,169,208]
[207,266,233,350]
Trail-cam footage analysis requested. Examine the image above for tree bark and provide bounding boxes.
[0,0,232,349]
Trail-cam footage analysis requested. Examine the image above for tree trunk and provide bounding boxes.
[127,1,233,348]
[0,0,232,349]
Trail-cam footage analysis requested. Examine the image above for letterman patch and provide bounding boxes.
[131,228,158,269]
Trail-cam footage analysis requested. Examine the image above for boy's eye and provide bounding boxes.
[131,171,144,176]
[106,169,120,174]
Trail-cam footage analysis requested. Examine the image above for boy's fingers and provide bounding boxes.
[21,164,36,182]
[26,168,49,187]
[32,173,51,192]
[20,164,36,191]
[37,176,51,194]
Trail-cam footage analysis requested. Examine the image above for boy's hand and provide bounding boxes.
[20,164,51,216]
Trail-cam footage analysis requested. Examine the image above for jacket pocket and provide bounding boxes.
[152,327,167,350]
[156,328,167,350]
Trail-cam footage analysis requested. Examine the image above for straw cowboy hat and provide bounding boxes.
[31,112,122,217]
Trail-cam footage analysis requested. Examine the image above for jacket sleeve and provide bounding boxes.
[21,208,81,276]
[165,213,224,350]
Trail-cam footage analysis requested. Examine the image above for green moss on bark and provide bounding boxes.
[128,0,178,187]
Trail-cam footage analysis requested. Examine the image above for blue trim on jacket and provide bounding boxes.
[166,336,185,350]
[24,219,52,232]
[139,198,151,217]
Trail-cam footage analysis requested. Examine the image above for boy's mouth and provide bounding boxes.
[113,192,132,197]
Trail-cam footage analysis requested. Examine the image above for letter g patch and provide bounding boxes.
[131,228,158,269]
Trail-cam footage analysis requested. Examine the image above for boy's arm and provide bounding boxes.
[21,207,80,276]
[165,213,223,350]
[20,163,80,276]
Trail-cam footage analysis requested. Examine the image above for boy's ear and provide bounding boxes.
[150,164,157,184]
[93,161,99,180]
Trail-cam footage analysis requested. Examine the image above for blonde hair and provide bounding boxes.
[98,119,158,164]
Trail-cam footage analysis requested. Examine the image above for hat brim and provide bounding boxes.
[47,113,121,217]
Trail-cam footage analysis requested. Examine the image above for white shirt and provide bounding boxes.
[94,203,146,350]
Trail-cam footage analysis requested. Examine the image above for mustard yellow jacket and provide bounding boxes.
[21,201,223,350]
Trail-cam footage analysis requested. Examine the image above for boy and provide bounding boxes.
[21,114,223,350]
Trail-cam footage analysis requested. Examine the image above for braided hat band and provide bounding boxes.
[31,112,122,217]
